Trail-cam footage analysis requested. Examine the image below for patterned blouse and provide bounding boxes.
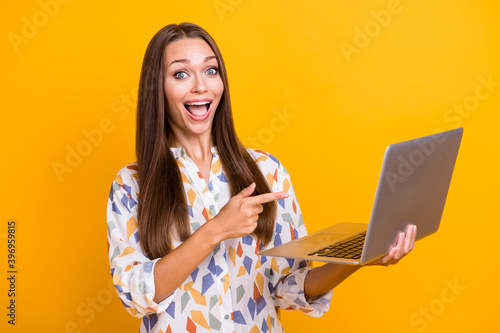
[107,147,332,333]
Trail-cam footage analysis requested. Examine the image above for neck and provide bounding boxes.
[168,132,214,161]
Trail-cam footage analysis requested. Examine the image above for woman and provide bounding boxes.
[107,22,416,333]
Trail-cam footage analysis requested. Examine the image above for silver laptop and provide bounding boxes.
[260,128,463,265]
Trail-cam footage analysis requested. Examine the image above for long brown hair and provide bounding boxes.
[136,23,276,259]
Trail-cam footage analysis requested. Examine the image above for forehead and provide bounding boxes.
[165,38,216,65]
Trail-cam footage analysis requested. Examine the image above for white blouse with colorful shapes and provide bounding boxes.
[107,147,332,333]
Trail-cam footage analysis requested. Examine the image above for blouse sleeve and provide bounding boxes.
[266,159,333,317]
[106,165,175,317]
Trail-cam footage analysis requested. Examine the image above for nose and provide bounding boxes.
[191,73,208,94]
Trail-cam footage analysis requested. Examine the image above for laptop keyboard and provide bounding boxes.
[308,232,366,259]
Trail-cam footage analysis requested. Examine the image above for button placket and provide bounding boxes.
[214,249,234,333]
[209,151,234,332]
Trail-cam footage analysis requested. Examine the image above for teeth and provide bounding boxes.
[185,101,210,105]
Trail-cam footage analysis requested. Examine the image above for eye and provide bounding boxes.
[206,67,218,76]
[174,71,188,79]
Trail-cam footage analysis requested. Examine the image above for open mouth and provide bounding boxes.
[184,101,211,118]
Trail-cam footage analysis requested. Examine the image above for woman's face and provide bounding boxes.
[163,37,224,143]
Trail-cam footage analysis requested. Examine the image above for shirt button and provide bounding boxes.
[209,205,215,210]
[220,277,226,283]
[224,314,230,320]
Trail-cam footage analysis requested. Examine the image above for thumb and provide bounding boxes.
[234,182,256,199]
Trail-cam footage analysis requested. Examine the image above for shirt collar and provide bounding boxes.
[170,146,218,159]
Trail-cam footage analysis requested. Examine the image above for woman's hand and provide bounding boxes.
[366,224,417,266]
[209,182,288,242]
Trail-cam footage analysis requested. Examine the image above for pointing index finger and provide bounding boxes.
[246,191,288,205]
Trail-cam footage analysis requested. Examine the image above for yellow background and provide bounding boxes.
[1,0,499,332]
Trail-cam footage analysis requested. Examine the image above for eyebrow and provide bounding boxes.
[167,55,217,68]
